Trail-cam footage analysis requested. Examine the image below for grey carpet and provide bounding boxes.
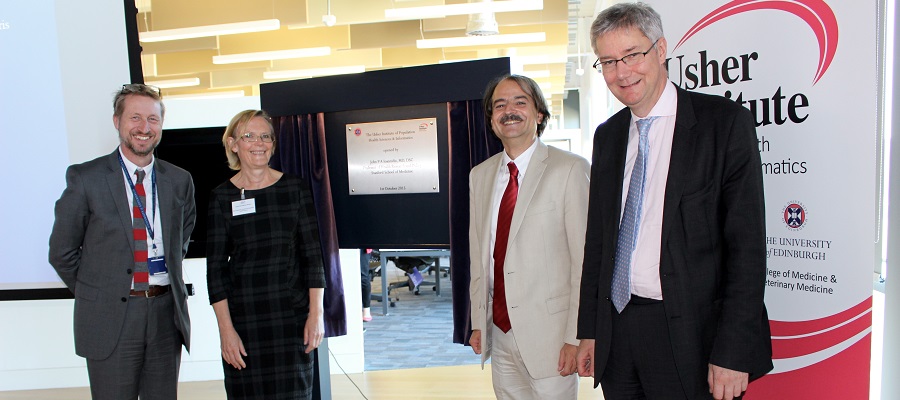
[364,264,480,371]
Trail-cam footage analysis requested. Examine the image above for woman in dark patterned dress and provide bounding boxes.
[207,110,326,399]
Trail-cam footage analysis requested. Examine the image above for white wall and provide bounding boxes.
[0,0,126,391]
[56,0,129,164]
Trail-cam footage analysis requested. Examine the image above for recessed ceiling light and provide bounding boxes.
[165,90,246,100]
[213,47,331,64]
[263,65,366,80]
[386,0,542,20]
[140,19,280,43]
[145,77,201,89]
[416,32,545,49]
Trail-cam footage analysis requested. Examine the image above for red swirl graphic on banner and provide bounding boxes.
[747,297,871,399]
[674,0,838,84]
[769,297,871,360]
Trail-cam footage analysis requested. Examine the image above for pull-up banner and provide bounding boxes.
[645,0,877,398]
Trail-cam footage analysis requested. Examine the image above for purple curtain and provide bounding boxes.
[270,114,347,338]
[448,100,503,344]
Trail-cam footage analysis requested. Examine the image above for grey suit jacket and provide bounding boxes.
[577,86,773,396]
[469,140,590,379]
[49,150,196,359]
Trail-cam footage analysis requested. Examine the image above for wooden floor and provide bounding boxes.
[2,364,605,399]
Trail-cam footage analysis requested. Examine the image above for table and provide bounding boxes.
[373,249,450,316]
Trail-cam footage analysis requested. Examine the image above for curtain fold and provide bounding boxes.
[271,114,347,338]
[448,100,503,345]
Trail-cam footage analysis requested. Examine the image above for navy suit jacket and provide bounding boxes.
[577,85,773,397]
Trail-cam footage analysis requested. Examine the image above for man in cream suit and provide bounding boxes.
[468,74,590,399]
[49,84,196,400]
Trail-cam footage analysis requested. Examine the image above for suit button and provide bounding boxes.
[121,297,127,302]
[126,269,132,274]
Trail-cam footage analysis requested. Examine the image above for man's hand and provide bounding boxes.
[708,363,749,400]
[558,343,578,376]
[470,329,482,354]
[575,339,595,377]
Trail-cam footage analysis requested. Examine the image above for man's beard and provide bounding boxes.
[123,138,158,157]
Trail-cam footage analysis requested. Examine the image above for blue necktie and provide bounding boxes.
[611,116,657,313]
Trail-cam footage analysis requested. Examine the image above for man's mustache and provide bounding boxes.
[499,114,524,124]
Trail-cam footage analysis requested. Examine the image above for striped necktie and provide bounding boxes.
[132,168,150,291]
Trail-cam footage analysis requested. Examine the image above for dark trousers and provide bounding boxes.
[600,295,688,400]
[360,249,371,308]
[86,291,181,400]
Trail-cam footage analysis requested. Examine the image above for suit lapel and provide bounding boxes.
[106,151,135,252]
[661,88,699,256]
[478,155,503,265]
[155,161,175,258]
[598,109,631,243]
[508,140,548,243]
[607,113,630,214]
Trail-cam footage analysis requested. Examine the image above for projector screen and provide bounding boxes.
[0,0,131,298]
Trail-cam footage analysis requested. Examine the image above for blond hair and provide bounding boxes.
[222,110,275,170]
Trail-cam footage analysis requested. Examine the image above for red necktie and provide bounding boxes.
[132,169,150,290]
[493,161,518,333]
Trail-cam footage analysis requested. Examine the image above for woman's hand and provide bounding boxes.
[219,325,248,369]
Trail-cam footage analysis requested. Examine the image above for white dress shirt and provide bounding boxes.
[118,147,169,287]
[488,139,539,293]
[619,81,678,300]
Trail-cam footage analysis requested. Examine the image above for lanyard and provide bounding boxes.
[117,152,157,243]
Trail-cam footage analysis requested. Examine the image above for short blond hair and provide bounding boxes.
[114,84,164,119]
[222,110,275,170]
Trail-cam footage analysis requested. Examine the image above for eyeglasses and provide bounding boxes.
[238,132,275,143]
[593,39,659,74]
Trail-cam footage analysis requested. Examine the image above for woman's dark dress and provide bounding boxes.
[207,174,326,400]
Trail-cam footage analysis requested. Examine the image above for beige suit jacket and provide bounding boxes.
[469,140,590,379]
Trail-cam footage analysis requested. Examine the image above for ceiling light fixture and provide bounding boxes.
[466,0,499,36]
[322,0,336,26]
[416,32,545,49]
[386,0,542,20]
[139,19,280,43]
[145,77,201,89]
[212,47,331,64]
[263,65,366,80]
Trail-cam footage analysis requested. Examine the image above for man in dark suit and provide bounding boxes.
[49,84,196,399]
[575,3,772,400]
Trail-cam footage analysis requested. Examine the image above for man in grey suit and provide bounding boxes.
[575,3,772,400]
[469,74,590,399]
[49,84,196,399]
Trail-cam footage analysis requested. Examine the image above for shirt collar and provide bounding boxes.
[630,80,678,122]
[501,138,539,177]
[118,146,156,178]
